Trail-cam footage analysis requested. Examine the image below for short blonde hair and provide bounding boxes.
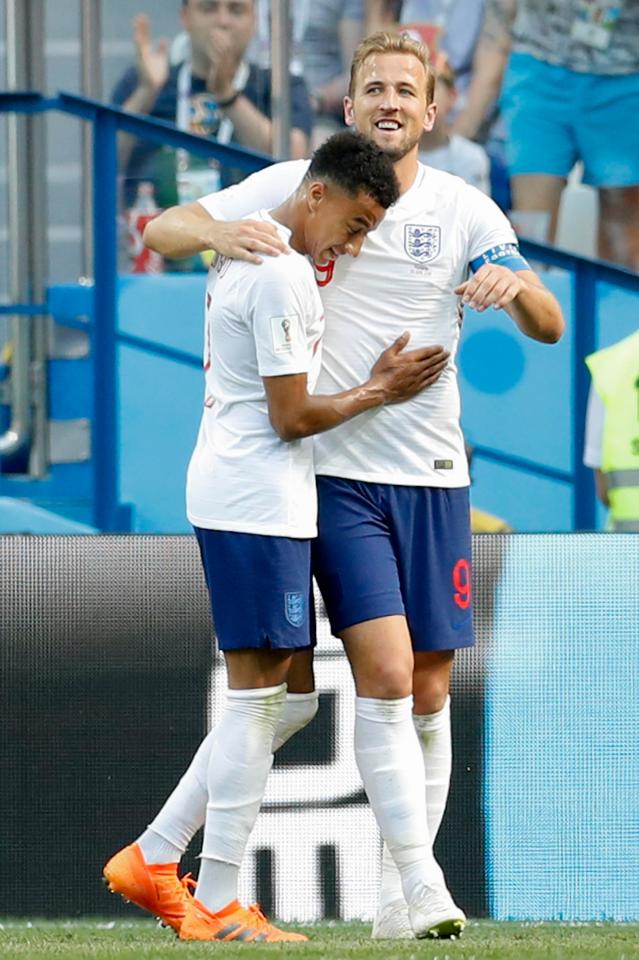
[349,31,435,103]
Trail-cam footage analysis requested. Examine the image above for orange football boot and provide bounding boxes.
[179,896,309,942]
[103,842,195,932]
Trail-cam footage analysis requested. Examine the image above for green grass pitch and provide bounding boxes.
[1,919,638,960]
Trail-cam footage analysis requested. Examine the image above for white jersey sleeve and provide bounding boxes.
[187,218,323,538]
[463,186,520,268]
[245,268,314,379]
[198,159,310,221]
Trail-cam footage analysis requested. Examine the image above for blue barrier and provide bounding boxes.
[0,92,271,531]
[1,92,639,531]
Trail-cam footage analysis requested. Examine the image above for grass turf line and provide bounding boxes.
[1,920,638,960]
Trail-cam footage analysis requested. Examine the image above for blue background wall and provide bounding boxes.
[112,273,639,533]
[462,277,639,532]
[117,275,204,532]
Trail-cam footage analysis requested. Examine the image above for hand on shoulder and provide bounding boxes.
[209,219,291,265]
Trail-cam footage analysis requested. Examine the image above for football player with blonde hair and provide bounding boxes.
[111,30,564,941]
[103,130,450,944]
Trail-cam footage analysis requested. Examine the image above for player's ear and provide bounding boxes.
[344,96,355,128]
[423,101,437,133]
[307,180,326,213]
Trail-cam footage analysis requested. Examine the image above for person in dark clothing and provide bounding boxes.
[112,1,313,209]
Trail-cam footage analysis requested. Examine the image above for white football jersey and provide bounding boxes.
[186,211,325,536]
[199,161,518,487]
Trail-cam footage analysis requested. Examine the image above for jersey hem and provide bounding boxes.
[315,468,470,488]
[186,513,317,539]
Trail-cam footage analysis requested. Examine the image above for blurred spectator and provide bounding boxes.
[584,331,639,532]
[111,1,313,210]
[455,1,639,269]
[365,1,486,115]
[419,53,490,193]
[465,442,513,532]
[247,0,306,75]
[303,1,366,149]
[364,1,404,34]
[448,0,514,144]
[248,1,366,150]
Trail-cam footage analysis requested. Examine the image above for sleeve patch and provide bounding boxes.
[270,315,298,355]
[470,243,530,274]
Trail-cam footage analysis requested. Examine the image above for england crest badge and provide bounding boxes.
[285,592,305,627]
[405,224,441,264]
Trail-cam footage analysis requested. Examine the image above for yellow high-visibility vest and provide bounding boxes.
[470,507,512,533]
[586,330,639,532]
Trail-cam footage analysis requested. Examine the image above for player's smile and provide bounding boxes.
[345,52,436,164]
[373,116,404,146]
[375,119,402,131]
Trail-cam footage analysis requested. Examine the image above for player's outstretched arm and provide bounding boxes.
[143,201,290,264]
[455,264,565,343]
[264,334,449,442]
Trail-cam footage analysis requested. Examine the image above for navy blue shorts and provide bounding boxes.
[312,477,474,652]
[194,526,316,652]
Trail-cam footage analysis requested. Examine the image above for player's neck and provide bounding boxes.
[393,151,421,195]
[269,199,304,255]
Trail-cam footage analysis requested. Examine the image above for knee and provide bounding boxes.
[414,687,449,715]
[413,669,451,715]
[357,662,414,700]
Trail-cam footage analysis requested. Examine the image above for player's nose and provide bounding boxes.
[380,88,400,110]
[211,5,232,27]
[345,234,365,257]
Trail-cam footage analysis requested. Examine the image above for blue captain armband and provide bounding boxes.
[470,243,530,273]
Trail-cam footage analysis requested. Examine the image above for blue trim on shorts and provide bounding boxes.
[312,477,474,652]
[194,526,316,652]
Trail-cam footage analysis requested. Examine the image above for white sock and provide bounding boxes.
[355,696,444,908]
[137,829,185,866]
[137,730,214,864]
[415,696,452,840]
[196,683,286,913]
[378,697,452,910]
[272,690,319,751]
[136,690,317,865]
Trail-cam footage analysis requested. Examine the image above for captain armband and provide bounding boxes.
[469,243,530,274]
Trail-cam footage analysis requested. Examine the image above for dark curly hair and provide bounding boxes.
[306,131,400,209]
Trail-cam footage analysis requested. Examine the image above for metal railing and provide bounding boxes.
[0,91,272,530]
[487,239,639,531]
[2,1,48,475]
[1,92,639,531]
